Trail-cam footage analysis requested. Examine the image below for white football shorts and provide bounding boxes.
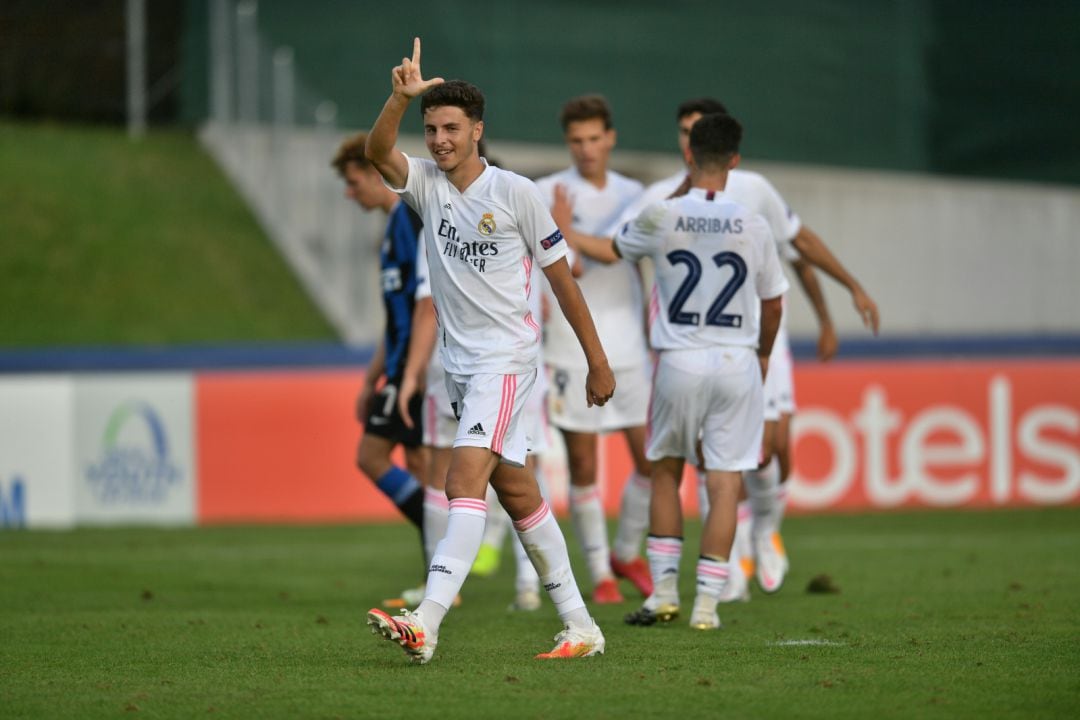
[546,363,650,433]
[445,369,537,467]
[647,346,763,472]
[422,359,457,449]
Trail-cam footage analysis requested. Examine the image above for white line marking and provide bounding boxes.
[771,639,847,647]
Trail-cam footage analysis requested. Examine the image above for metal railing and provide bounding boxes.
[200,0,385,344]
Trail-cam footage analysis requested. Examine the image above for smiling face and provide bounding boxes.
[564,117,615,183]
[423,105,483,174]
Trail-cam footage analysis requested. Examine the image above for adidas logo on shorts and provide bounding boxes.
[467,422,486,437]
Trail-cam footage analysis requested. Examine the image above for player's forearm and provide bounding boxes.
[757,296,784,359]
[792,225,864,296]
[566,228,620,264]
[366,93,410,184]
[543,259,611,370]
[791,257,833,330]
[402,299,438,383]
[366,338,387,387]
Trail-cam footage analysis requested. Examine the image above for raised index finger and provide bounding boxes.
[412,37,421,67]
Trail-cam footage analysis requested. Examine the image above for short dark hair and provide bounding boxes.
[420,80,485,121]
[559,94,613,131]
[676,97,729,121]
[331,131,371,176]
[689,113,743,169]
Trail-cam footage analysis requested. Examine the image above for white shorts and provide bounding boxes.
[445,370,537,467]
[763,329,796,422]
[546,363,650,433]
[647,347,763,472]
[422,359,457,449]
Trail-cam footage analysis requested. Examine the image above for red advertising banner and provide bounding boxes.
[196,370,401,523]
[195,360,1080,524]
[784,359,1080,512]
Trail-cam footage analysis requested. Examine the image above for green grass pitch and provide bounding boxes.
[2,507,1077,718]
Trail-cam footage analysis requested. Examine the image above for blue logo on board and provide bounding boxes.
[1,475,26,528]
[84,401,182,505]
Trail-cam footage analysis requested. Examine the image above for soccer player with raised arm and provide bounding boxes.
[363,38,614,664]
[534,95,653,604]
[614,112,788,630]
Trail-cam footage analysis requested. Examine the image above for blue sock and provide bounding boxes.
[375,466,424,529]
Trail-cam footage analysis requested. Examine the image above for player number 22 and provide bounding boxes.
[666,250,747,328]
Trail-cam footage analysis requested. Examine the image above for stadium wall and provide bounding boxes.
[3,353,1078,529]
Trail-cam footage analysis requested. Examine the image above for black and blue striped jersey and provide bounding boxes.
[380,201,424,380]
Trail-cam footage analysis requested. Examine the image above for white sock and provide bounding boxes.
[419,497,487,634]
[569,483,612,584]
[697,468,710,519]
[733,500,752,568]
[481,485,510,548]
[613,472,651,563]
[422,487,449,567]
[744,458,780,537]
[645,535,682,608]
[695,556,730,602]
[514,500,591,627]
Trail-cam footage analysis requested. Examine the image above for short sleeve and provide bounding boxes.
[387,154,432,216]
[752,173,802,244]
[614,201,667,263]
[514,176,568,268]
[753,217,790,300]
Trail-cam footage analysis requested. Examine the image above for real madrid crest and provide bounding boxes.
[477,212,496,236]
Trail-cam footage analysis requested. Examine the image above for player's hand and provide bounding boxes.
[356,383,376,423]
[758,355,770,382]
[552,184,574,234]
[392,37,445,100]
[852,287,880,335]
[585,362,616,408]
[817,323,838,362]
[397,372,423,429]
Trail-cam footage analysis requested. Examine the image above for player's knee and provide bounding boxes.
[356,441,388,481]
[444,469,479,500]
[404,448,426,480]
[566,448,597,485]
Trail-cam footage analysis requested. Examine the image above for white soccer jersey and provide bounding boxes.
[618,169,802,256]
[535,168,646,370]
[393,155,568,376]
[616,187,789,351]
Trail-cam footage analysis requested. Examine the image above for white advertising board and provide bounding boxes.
[73,374,195,525]
[0,376,76,529]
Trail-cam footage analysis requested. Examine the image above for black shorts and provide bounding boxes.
[364,379,424,447]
